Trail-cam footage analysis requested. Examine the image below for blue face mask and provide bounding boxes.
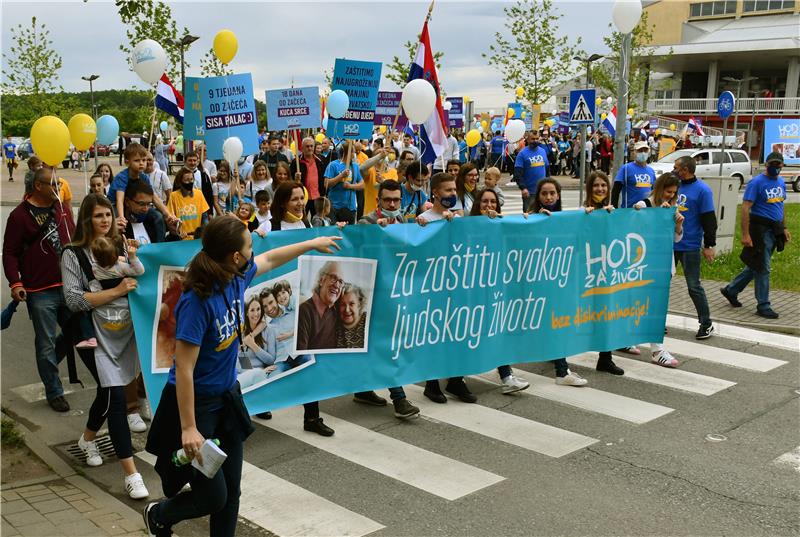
[766,165,781,177]
[439,195,458,209]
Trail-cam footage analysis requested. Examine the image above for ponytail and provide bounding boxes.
[182,215,248,298]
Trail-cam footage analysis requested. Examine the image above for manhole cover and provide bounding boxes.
[65,435,116,463]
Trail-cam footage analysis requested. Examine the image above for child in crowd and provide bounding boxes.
[236,202,256,228]
[483,167,505,207]
[166,166,209,240]
[273,280,296,313]
[89,174,106,196]
[249,190,271,233]
[528,178,588,386]
[213,161,240,216]
[311,197,334,227]
[90,236,145,282]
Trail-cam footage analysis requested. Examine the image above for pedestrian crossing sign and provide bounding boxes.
[569,89,596,125]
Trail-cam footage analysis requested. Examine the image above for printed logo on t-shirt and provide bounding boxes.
[765,185,785,203]
[178,204,199,221]
[676,193,689,212]
[633,173,652,188]
[214,298,244,352]
[527,155,545,168]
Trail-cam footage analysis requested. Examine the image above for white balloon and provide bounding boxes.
[131,39,167,85]
[606,96,614,105]
[402,79,436,124]
[443,100,452,111]
[222,136,244,167]
[505,119,526,143]
[612,0,643,34]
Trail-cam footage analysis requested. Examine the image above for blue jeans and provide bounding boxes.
[27,287,73,401]
[674,250,711,327]
[725,228,775,312]
[145,207,166,243]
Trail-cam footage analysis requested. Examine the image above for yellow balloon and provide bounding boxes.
[465,129,481,147]
[669,123,676,131]
[627,108,634,116]
[315,133,326,143]
[213,29,238,65]
[507,108,515,118]
[515,87,524,97]
[521,111,526,119]
[655,129,661,135]
[31,116,71,166]
[379,125,387,133]
[601,113,607,120]
[67,113,96,151]
[290,141,297,154]
[463,95,470,103]
[595,97,602,106]
[480,120,487,129]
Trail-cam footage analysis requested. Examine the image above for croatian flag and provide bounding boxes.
[602,106,617,137]
[155,74,184,124]
[687,116,705,136]
[407,21,448,165]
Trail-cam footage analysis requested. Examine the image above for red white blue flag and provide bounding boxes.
[603,106,617,137]
[687,116,705,136]
[155,74,184,124]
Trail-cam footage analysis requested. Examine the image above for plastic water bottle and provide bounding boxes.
[172,439,220,466]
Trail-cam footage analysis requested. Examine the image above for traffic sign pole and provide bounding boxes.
[578,124,587,207]
[717,91,736,176]
[569,88,596,207]
[719,117,728,176]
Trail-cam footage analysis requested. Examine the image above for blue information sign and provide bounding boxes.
[717,91,735,120]
[569,89,596,125]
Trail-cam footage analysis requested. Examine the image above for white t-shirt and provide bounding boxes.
[130,222,151,245]
[149,168,172,204]
[212,181,234,212]
[419,208,451,222]
[203,159,217,179]
[279,220,306,231]
[246,179,271,200]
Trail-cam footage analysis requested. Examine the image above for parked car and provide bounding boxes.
[651,149,753,188]
[88,144,111,157]
[780,167,800,193]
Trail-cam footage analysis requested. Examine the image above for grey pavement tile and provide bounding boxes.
[1,500,33,515]
[2,491,22,502]
[31,498,72,515]
[43,508,84,524]
[4,509,47,527]
[26,493,58,504]
[15,520,58,537]
[1,518,21,536]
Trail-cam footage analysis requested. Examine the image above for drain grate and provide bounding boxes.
[66,435,117,463]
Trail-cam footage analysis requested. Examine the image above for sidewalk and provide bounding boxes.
[669,277,800,334]
[1,417,145,537]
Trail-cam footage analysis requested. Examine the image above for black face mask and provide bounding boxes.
[237,251,253,273]
[181,181,194,191]
[528,140,539,149]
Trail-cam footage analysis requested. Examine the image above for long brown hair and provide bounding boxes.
[71,194,122,249]
[243,295,264,348]
[455,163,476,203]
[651,173,681,207]
[468,188,502,216]
[182,215,248,298]
[270,181,304,227]
[584,171,611,209]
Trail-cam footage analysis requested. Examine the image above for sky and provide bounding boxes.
[1,1,617,109]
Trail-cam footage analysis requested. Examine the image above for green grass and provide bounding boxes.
[1,416,25,449]
[689,204,799,292]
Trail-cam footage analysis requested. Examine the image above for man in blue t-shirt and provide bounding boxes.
[514,131,550,213]
[672,155,717,339]
[400,161,430,222]
[324,141,364,225]
[612,141,656,208]
[721,152,790,319]
[489,131,506,171]
[3,135,17,181]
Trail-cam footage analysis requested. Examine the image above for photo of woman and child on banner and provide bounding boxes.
[152,256,376,393]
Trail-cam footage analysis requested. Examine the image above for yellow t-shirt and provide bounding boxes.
[364,166,398,216]
[167,189,210,240]
[58,178,72,205]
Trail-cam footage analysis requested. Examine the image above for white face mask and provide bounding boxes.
[410,182,422,192]
[635,152,648,163]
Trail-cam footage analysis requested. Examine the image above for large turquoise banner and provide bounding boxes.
[130,209,675,414]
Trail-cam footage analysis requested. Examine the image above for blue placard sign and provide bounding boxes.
[266,86,321,131]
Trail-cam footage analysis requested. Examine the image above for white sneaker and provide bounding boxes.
[556,370,588,387]
[125,472,149,500]
[77,434,103,467]
[138,398,152,421]
[651,349,680,368]
[127,413,147,433]
[501,375,530,394]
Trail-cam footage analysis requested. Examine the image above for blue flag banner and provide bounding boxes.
[130,210,674,414]
[326,58,382,139]
[184,73,259,160]
[265,86,321,131]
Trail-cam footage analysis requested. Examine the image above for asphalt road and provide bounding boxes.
[1,201,798,536]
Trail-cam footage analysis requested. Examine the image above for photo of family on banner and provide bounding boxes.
[130,210,676,417]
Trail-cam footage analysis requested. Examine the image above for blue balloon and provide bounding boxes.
[327,90,349,119]
[159,120,168,131]
[96,115,119,145]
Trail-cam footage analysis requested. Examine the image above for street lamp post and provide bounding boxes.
[722,76,757,153]
[176,34,199,157]
[81,74,100,169]
[610,0,643,180]
[574,53,604,206]
[747,89,761,161]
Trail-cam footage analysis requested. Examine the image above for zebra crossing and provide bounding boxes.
[122,316,797,536]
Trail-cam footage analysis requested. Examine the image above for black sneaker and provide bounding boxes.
[353,391,387,406]
[393,398,420,420]
[695,324,714,339]
[423,381,447,404]
[48,395,70,413]
[304,418,334,437]
[596,359,624,375]
[719,287,742,307]
[255,411,272,420]
[445,379,478,403]
[756,309,779,319]
[143,501,171,536]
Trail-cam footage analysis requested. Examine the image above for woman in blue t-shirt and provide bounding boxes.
[143,215,340,537]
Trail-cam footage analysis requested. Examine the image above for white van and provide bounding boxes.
[651,149,753,189]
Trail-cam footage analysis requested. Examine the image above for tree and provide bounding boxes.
[385,38,444,88]
[1,16,63,97]
[116,0,188,83]
[199,48,233,77]
[482,0,582,106]
[591,11,671,109]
